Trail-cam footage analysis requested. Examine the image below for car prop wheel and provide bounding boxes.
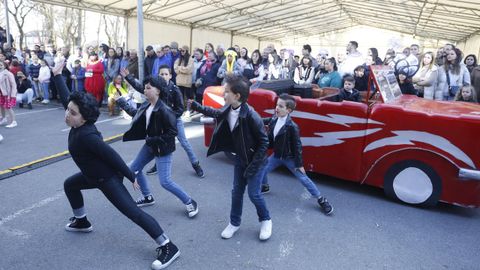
[384,160,441,207]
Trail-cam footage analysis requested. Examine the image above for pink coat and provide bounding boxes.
[0,70,17,98]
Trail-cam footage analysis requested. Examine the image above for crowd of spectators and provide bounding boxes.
[0,32,479,129]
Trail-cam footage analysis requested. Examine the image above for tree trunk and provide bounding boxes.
[75,9,82,47]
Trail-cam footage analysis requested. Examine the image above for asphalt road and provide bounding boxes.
[0,101,479,270]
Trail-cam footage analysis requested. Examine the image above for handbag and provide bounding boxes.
[445,70,459,97]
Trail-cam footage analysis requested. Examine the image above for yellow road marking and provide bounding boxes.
[0,133,124,177]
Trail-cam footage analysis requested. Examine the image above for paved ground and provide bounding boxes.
[0,100,479,270]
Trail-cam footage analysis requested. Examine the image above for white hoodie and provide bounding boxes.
[38,65,51,83]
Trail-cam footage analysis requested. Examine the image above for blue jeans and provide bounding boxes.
[130,144,192,204]
[176,118,199,165]
[31,80,40,98]
[261,155,321,198]
[230,158,270,226]
[41,82,50,100]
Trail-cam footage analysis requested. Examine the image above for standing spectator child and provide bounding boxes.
[71,59,86,92]
[29,54,42,101]
[0,61,17,128]
[38,59,51,104]
[260,94,333,215]
[189,75,272,241]
[454,85,477,103]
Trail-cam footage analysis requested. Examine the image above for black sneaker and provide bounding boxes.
[261,184,270,194]
[152,241,180,270]
[192,162,205,178]
[318,197,333,215]
[146,165,157,175]
[65,216,93,233]
[135,195,155,207]
[186,199,199,218]
[27,103,33,110]
[19,103,24,108]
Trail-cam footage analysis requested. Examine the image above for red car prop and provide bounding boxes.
[200,85,480,208]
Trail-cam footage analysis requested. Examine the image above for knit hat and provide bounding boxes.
[170,42,179,49]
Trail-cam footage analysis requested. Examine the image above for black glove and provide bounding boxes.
[190,100,200,111]
[145,136,159,147]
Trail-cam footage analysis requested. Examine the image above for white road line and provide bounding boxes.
[0,192,64,226]
[294,208,305,223]
[61,116,124,131]
[0,226,30,239]
[16,107,62,116]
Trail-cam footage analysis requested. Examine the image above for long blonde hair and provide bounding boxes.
[421,52,435,70]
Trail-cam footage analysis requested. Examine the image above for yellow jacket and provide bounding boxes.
[107,82,128,98]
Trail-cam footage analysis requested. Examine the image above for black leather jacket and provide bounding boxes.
[124,74,184,118]
[192,101,268,177]
[118,97,177,156]
[263,115,303,168]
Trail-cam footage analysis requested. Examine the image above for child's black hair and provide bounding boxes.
[343,75,355,83]
[68,91,100,124]
[278,93,296,110]
[143,75,167,93]
[354,65,365,72]
[158,64,171,74]
[225,75,250,103]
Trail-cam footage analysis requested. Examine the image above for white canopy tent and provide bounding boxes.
[29,0,480,73]
[30,0,480,42]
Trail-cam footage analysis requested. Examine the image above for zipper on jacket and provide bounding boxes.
[239,118,249,165]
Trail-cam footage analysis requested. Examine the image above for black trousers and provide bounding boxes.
[64,172,164,239]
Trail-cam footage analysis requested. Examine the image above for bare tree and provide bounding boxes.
[103,14,125,48]
[35,3,55,46]
[54,7,81,49]
[7,0,35,49]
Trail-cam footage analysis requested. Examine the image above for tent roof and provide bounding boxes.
[32,0,480,42]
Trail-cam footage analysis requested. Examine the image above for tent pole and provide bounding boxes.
[4,0,12,46]
[137,0,145,81]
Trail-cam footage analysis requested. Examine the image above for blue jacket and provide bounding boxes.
[152,54,172,77]
[29,63,41,79]
[71,67,86,92]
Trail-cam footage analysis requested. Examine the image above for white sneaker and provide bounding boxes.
[5,121,17,128]
[0,118,7,126]
[221,223,240,239]
[259,220,272,241]
[0,134,3,142]
[41,99,50,104]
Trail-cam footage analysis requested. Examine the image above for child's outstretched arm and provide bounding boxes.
[188,99,223,118]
